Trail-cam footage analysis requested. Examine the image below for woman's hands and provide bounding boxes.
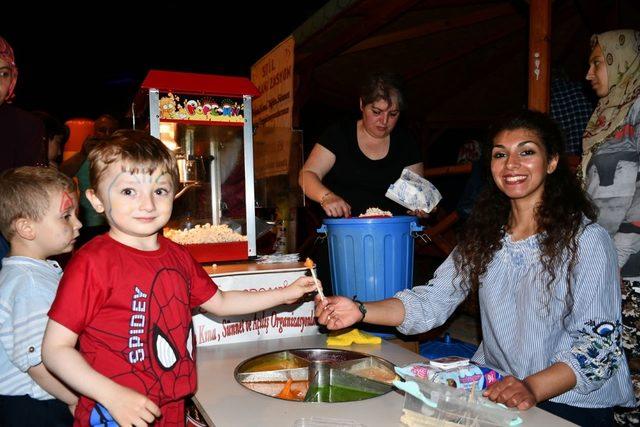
[483,376,537,410]
[321,193,351,217]
[407,209,429,218]
[315,295,362,329]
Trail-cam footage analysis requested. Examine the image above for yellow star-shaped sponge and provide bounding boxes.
[326,328,382,346]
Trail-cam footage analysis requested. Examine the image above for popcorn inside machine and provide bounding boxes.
[138,70,260,261]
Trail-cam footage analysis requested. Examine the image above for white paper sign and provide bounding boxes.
[194,267,319,346]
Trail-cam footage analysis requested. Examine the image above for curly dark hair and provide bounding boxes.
[453,110,597,317]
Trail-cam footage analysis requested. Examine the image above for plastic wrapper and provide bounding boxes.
[396,359,503,391]
[385,168,442,213]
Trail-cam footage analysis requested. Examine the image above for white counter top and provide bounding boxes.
[194,334,576,427]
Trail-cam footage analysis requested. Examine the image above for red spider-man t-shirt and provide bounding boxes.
[49,234,218,426]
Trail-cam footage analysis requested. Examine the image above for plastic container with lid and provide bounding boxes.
[317,216,422,301]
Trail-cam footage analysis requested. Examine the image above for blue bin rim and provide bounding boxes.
[322,215,418,225]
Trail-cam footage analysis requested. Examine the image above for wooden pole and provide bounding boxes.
[528,0,551,112]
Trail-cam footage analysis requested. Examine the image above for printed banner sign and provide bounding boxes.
[194,267,318,346]
[251,36,294,128]
[253,127,294,179]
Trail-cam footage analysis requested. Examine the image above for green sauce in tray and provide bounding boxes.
[306,385,381,402]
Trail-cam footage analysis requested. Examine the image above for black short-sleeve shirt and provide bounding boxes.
[319,121,422,216]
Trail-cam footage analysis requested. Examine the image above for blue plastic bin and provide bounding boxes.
[317,216,422,302]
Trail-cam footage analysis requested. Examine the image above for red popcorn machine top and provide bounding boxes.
[138,70,260,261]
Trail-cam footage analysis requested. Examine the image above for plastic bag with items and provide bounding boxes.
[397,358,503,391]
[385,168,442,213]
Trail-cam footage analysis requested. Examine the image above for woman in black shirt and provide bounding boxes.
[299,72,425,217]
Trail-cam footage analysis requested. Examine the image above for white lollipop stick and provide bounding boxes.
[310,267,325,301]
[305,258,325,301]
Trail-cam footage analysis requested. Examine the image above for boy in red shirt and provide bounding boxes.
[43,130,317,426]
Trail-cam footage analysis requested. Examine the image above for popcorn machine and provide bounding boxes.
[139,70,260,260]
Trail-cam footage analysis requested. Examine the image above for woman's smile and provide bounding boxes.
[491,128,558,204]
[502,174,528,184]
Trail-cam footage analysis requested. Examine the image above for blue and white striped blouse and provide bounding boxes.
[395,221,635,408]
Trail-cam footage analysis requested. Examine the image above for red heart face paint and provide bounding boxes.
[59,191,74,213]
[32,190,81,259]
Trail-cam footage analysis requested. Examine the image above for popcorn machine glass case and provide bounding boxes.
[141,70,260,261]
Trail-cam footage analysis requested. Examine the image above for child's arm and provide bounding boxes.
[42,320,161,425]
[28,363,78,411]
[200,275,317,316]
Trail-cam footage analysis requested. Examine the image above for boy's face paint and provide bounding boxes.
[32,190,82,259]
[59,191,74,213]
[91,160,175,249]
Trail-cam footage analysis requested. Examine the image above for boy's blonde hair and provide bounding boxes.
[0,166,76,240]
[88,130,179,191]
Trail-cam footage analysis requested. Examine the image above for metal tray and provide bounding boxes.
[236,350,309,382]
[235,348,395,403]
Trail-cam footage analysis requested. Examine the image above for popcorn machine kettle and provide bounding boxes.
[138,70,260,259]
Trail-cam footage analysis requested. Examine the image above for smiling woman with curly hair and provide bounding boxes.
[315,110,635,427]
[454,110,597,316]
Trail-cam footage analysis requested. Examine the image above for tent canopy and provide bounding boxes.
[292,0,639,129]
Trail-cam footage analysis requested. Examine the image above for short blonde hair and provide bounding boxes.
[88,130,179,191]
[0,166,76,240]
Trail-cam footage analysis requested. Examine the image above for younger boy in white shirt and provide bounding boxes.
[0,166,81,426]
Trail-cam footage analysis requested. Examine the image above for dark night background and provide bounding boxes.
[3,3,328,123]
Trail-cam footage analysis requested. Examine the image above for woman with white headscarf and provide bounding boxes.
[584,29,640,425]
